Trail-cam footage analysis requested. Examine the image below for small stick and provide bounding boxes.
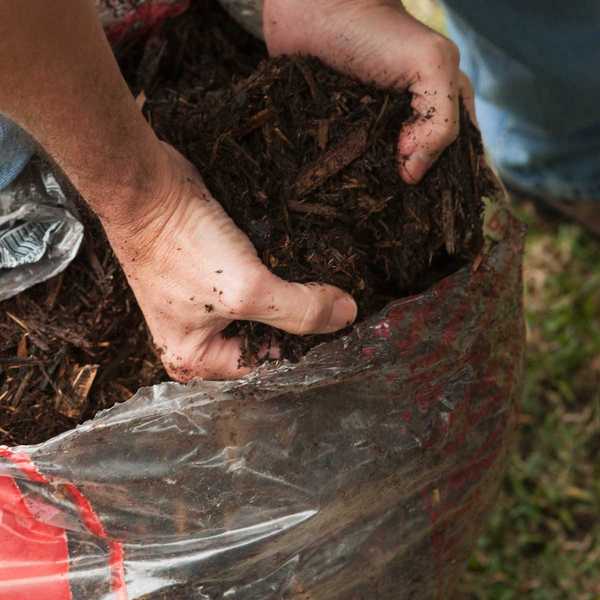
[293,58,321,102]
[232,108,275,138]
[294,121,370,197]
[441,189,457,255]
[286,199,344,220]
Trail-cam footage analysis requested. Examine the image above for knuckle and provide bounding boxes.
[220,269,266,316]
[435,118,460,148]
[422,34,460,74]
[430,34,460,68]
[297,291,330,334]
[445,39,461,68]
[460,71,473,92]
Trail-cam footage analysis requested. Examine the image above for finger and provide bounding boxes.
[398,39,461,184]
[458,70,479,127]
[241,274,358,336]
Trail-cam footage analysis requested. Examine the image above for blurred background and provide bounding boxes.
[403,1,600,598]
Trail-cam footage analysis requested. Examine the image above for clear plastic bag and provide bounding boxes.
[0,162,84,302]
[0,191,525,599]
[218,0,264,38]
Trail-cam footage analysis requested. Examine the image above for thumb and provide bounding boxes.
[250,273,358,336]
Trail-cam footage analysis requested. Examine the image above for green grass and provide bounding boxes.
[461,208,600,599]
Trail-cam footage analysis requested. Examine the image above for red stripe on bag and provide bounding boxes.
[0,447,128,600]
[64,483,127,600]
[0,447,49,483]
[104,0,190,46]
[0,466,71,600]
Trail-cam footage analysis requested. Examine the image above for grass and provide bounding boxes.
[461,208,600,599]
[401,1,600,597]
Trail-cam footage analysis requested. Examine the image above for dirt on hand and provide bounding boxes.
[148,49,489,362]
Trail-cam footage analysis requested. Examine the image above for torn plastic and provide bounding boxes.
[0,184,525,599]
[0,162,84,302]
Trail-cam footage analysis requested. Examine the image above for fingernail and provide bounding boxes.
[328,295,358,331]
[401,150,438,184]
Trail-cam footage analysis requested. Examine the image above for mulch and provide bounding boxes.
[0,0,490,446]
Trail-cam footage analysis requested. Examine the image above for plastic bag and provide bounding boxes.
[98,0,190,45]
[0,162,84,302]
[218,0,264,39]
[0,188,525,599]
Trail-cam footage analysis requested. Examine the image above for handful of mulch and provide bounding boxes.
[148,55,491,361]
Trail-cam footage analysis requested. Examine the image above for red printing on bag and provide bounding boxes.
[0,457,70,600]
[0,447,127,600]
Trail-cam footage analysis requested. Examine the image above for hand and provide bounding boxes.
[103,144,357,382]
[264,0,476,184]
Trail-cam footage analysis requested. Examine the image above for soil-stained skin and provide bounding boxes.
[148,28,489,362]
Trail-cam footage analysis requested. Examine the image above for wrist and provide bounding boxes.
[85,136,172,237]
[264,0,403,56]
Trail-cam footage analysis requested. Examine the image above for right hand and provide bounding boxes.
[265,0,477,184]
[103,144,358,382]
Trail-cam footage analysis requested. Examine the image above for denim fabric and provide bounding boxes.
[0,116,35,190]
[441,0,600,201]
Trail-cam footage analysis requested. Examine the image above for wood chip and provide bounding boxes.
[85,239,105,282]
[72,365,99,406]
[135,90,147,111]
[0,357,45,367]
[46,272,64,310]
[294,58,321,102]
[13,370,34,408]
[294,121,370,197]
[287,199,347,221]
[441,189,457,255]
[317,119,329,151]
[232,108,275,138]
[17,335,28,359]
[6,312,29,332]
[55,364,99,420]
[472,252,484,273]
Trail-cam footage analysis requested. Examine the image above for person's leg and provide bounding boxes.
[0,116,35,189]
[440,0,600,208]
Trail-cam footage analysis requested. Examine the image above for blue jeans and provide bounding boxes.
[0,118,35,189]
[2,1,600,200]
[441,0,600,200]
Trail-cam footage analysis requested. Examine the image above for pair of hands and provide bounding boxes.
[104,0,475,382]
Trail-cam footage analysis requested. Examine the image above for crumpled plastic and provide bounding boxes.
[97,0,190,45]
[0,182,526,599]
[0,162,84,302]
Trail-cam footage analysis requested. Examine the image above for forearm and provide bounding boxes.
[0,0,165,226]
